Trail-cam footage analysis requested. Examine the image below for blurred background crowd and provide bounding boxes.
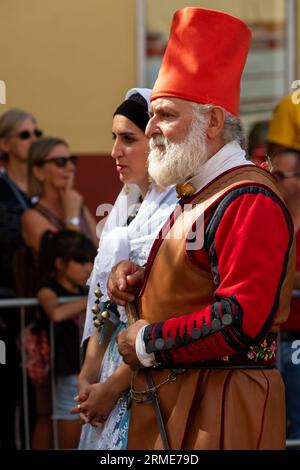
[1,0,300,450]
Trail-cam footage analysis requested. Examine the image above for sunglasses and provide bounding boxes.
[35,155,79,168]
[272,170,300,181]
[16,129,43,140]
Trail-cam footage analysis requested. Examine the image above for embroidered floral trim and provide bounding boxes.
[247,339,277,362]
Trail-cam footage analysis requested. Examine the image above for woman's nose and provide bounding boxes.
[111,139,123,160]
[66,160,76,172]
[29,134,38,145]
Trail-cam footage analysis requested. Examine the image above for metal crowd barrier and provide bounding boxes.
[1,293,300,450]
[0,296,83,450]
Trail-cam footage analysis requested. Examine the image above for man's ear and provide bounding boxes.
[206,107,225,140]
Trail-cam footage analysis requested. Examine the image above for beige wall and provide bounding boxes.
[147,0,285,33]
[1,0,299,153]
[0,0,136,153]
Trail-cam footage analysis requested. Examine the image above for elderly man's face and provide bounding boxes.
[146,97,209,188]
[146,97,194,144]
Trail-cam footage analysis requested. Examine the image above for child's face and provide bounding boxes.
[63,259,94,286]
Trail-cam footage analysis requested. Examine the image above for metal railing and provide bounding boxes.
[0,296,83,450]
[1,293,300,450]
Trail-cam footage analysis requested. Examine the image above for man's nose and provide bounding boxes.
[145,118,162,139]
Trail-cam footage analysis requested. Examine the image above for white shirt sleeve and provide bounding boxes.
[135,324,156,367]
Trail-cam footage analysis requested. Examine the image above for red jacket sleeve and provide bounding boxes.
[143,186,294,365]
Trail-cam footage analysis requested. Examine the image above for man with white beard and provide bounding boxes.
[108,8,295,450]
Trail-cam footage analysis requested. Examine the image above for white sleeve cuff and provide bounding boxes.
[135,324,156,367]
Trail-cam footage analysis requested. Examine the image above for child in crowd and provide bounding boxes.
[37,230,96,449]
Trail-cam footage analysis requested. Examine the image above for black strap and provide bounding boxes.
[33,203,65,230]
[144,368,170,450]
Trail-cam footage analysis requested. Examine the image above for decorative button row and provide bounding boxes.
[146,313,232,353]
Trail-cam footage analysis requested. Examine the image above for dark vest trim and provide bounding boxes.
[204,186,294,346]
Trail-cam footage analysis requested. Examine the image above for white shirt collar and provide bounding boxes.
[187,141,252,193]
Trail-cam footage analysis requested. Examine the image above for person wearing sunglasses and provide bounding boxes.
[271,149,300,443]
[0,108,42,450]
[19,136,97,450]
[21,136,97,254]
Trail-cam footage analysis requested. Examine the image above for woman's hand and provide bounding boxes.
[74,380,92,424]
[61,175,83,221]
[71,381,120,427]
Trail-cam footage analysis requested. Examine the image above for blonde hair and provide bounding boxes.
[0,109,37,160]
[28,137,68,197]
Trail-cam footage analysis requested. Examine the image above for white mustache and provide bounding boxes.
[149,135,166,149]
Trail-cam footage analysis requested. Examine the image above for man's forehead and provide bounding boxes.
[150,97,193,113]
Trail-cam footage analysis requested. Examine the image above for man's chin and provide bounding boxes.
[150,148,165,161]
[149,169,183,188]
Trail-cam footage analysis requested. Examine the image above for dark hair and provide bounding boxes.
[247,120,269,158]
[113,93,149,132]
[39,230,96,279]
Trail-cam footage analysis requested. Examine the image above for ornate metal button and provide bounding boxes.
[94,288,101,298]
[154,338,165,350]
[222,313,232,326]
[92,304,100,315]
[101,310,110,320]
[191,328,202,340]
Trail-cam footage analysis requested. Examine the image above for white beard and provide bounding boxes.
[148,114,209,188]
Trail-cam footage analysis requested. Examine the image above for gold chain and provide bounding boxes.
[130,371,177,397]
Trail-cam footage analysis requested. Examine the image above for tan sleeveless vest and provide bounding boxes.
[127,166,295,450]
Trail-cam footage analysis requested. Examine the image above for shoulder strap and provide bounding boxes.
[33,203,65,230]
[190,165,284,210]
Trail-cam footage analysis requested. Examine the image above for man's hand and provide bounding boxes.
[117,319,148,369]
[108,260,145,306]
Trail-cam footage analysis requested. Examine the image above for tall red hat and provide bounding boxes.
[151,8,251,116]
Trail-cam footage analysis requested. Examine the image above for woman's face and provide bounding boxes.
[34,144,77,191]
[3,118,40,162]
[111,115,149,191]
[61,259,94,287]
